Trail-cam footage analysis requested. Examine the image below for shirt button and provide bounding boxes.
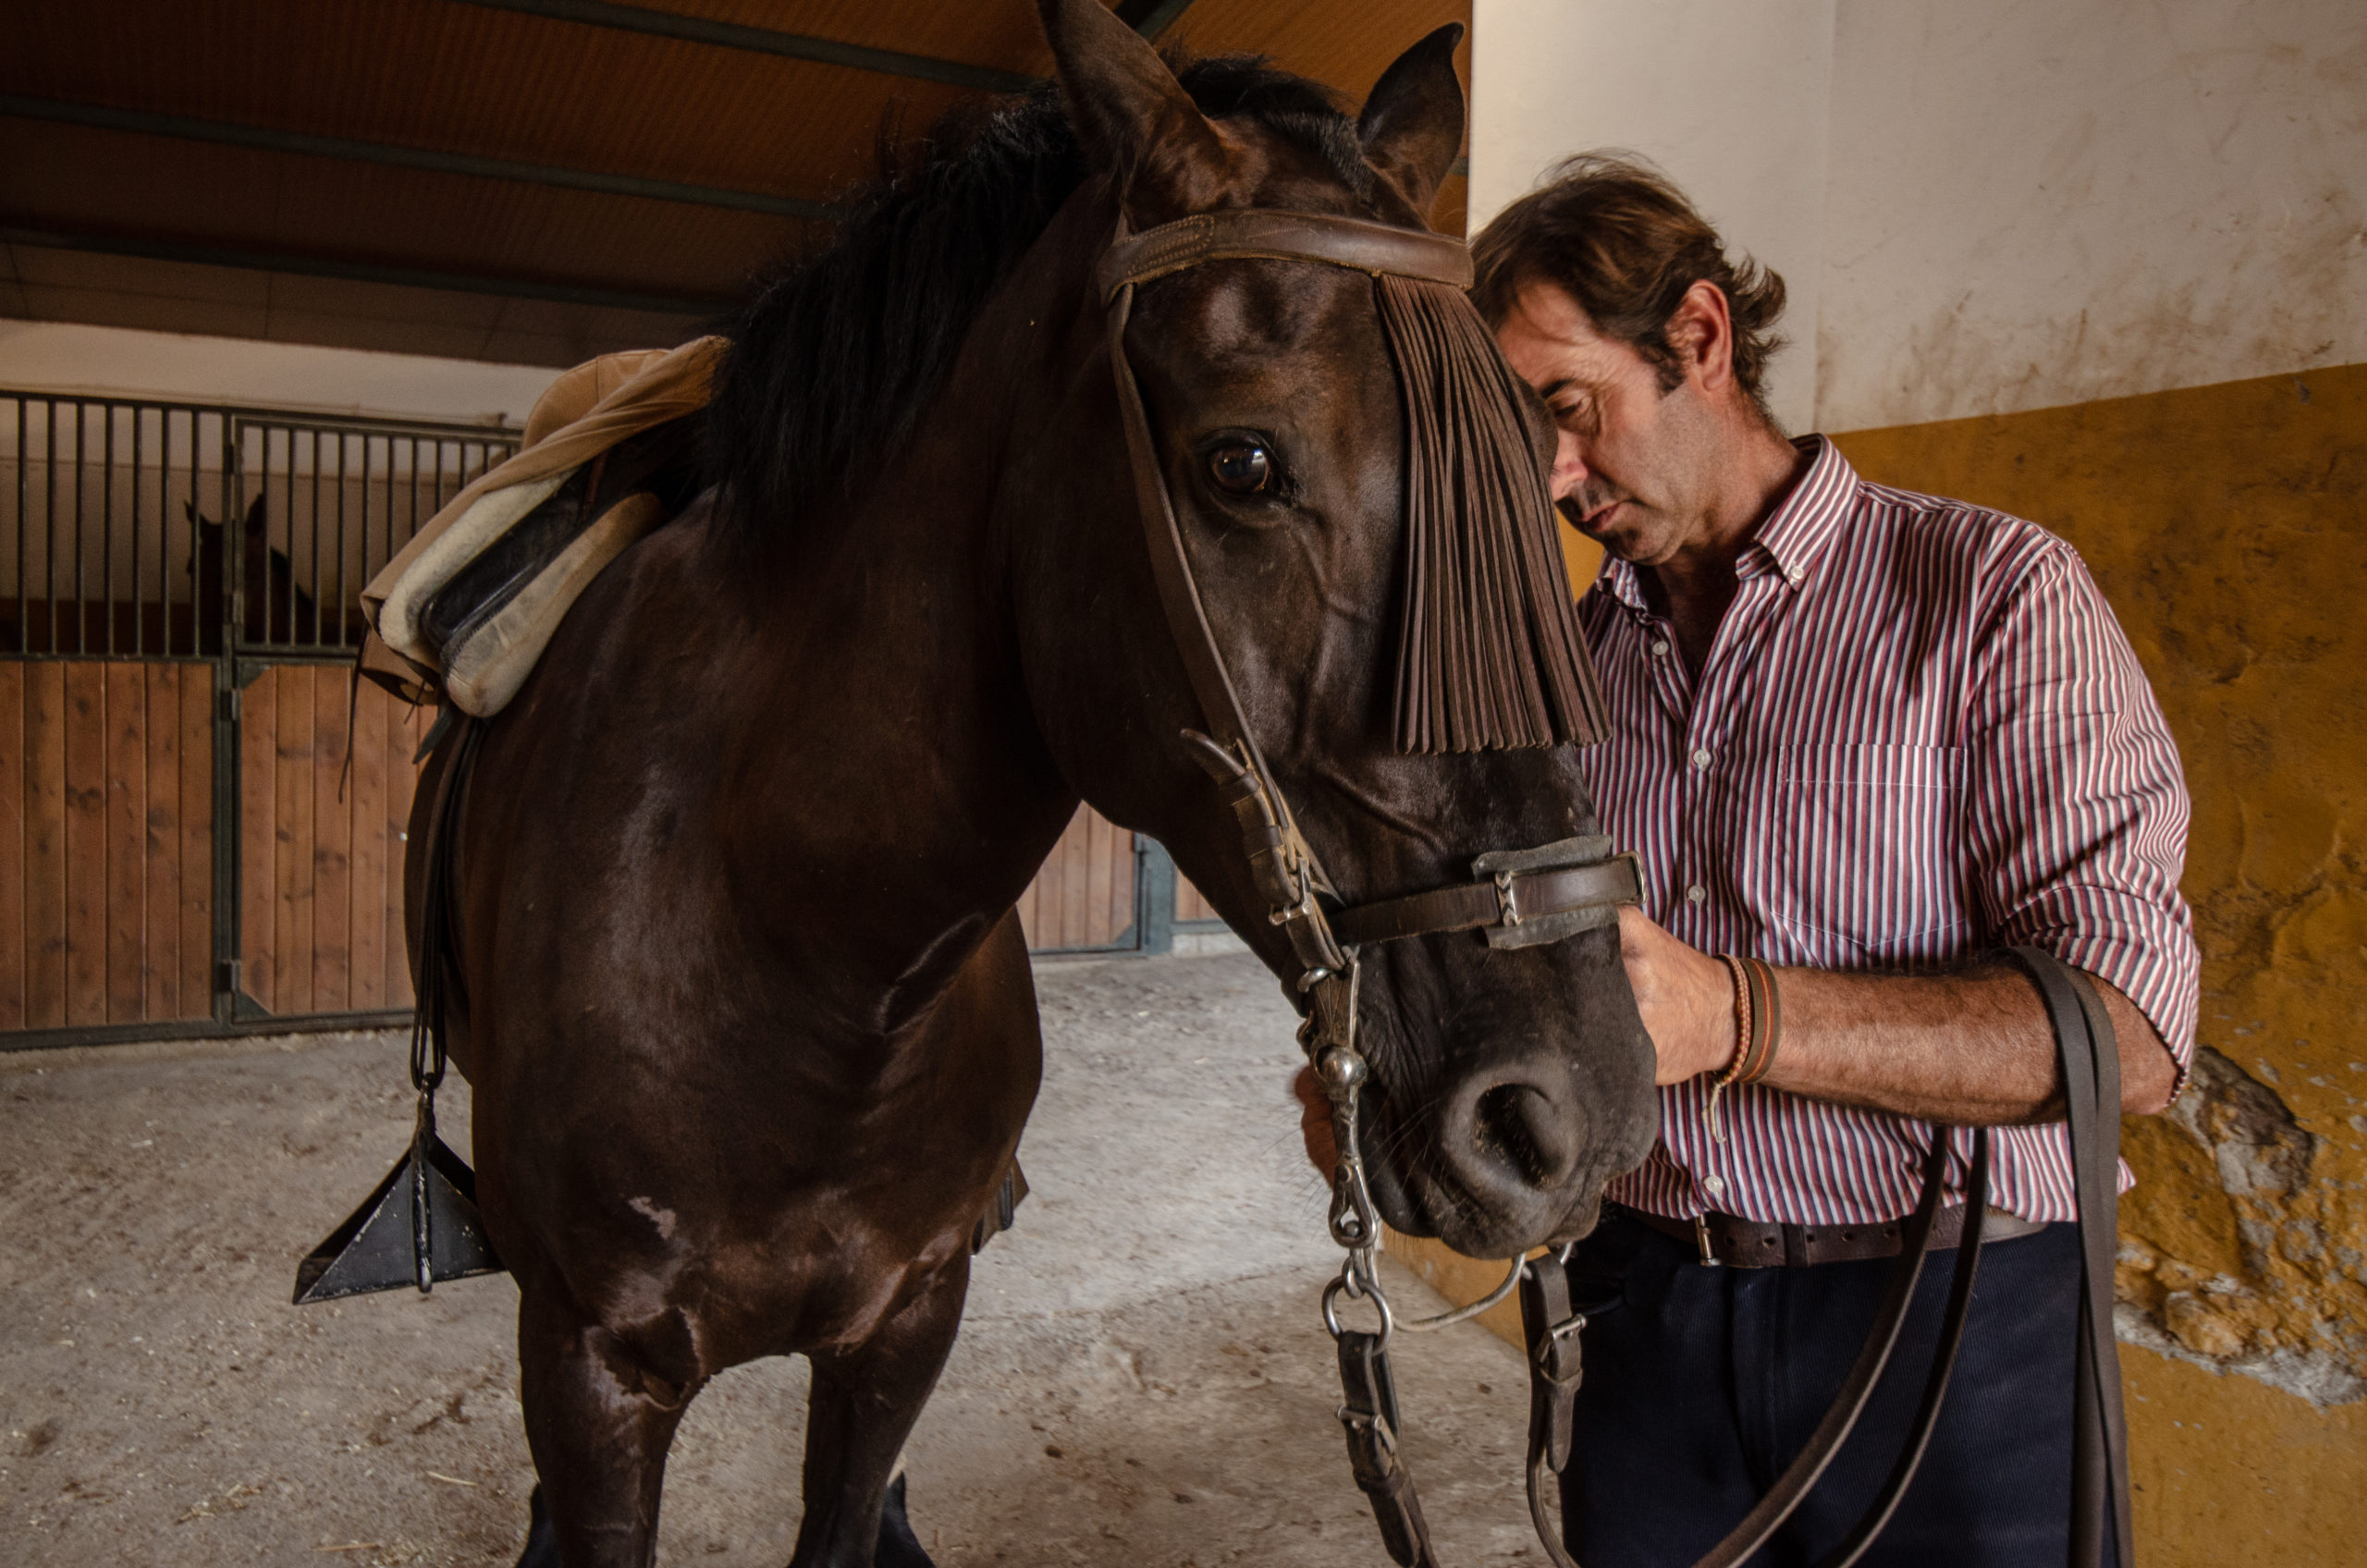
[1650,640,1670,657]
[1785,565,1805,584]
[1689,747,1711,768]
[1686,883,1706,903]
[1702,1175,1727,1197]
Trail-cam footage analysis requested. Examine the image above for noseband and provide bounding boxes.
[1098,207,1640,1568]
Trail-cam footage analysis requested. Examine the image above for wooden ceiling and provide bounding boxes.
[0,0,1470,368]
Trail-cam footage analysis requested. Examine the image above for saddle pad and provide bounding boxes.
[362,337,722,716]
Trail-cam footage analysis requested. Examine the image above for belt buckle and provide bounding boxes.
[1693,1213,1723,1268]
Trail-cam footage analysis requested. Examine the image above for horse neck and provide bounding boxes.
[721,199,1113,1035]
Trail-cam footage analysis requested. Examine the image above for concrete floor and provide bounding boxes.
[1,952,1543,1567]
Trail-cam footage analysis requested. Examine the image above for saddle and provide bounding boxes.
[360,338,718,715]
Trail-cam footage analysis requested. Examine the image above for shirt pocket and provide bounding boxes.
[1748,742,1968,967]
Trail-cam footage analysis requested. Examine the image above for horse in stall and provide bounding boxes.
[406,4,1656,1564]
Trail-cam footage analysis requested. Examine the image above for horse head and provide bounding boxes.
[1017,0,1658,1257]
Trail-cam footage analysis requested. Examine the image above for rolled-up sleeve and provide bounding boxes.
[1961,545,2200,1092]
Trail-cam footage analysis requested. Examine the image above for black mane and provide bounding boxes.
[705,55,1376,545]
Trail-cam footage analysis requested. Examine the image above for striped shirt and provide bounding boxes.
[1578,436,2198,1225]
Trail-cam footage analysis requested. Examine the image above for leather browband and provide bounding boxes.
[1097,208,1475,303]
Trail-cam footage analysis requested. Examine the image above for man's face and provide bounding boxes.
[1493,281,1723,567]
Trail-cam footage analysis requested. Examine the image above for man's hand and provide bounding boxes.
[1292,1066,1337,1173]
[1617,905,1738,1084]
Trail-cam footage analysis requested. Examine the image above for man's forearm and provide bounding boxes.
[1622,908,2180,1123]
[1760,963,2177,1124]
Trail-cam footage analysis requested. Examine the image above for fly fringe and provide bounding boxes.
[1377,274,1608,753]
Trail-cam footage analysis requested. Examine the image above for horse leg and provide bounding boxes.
[513,1280,698,1568]
[791,1254,971,1568]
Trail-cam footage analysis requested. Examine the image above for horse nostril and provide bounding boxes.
[1470,1082,1570,1188]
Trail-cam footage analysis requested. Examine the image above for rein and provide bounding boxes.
[1094,206,2132,1568]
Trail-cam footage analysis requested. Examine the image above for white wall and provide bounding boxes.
[1472,0,2367,432]
[0,321,558,428]
[1470,0,1835,434]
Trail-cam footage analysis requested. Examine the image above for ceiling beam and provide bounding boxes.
[1,226,727,318]
[448,0,1044,92]
[0,94,840,221]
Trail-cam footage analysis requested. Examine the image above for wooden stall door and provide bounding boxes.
[1176,875,1220,925]
[2,659,214,1032]
[1014,806,1138,951]
[237,664,433,1019]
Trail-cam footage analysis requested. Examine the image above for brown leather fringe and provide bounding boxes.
[1376,275,1609,753]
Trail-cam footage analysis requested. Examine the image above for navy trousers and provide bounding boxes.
[1557,1210,2114,1567]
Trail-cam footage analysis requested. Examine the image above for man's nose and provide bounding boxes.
[1550,429,1589,501]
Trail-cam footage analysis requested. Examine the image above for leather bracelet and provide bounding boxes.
[1705,953,1756,1143]
[1737,956,1784,1084]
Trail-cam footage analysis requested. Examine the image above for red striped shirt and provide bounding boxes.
[1579,436,2198,1225]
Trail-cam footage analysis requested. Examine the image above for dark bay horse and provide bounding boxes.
[408,3,1655,1562]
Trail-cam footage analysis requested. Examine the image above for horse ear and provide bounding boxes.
[243,493,267,536]
[1036,0,1235,225]
[1357,24,1466,219]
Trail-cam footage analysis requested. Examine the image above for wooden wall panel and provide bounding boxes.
[0,664,23,1030]
[2,659,215,1035]
[348,675,388,1012]
[62,663,107,1026]
[1014,806,1137,951]
[103,662,145,1023]
[309,668,350,1012]
[141,664,180,1022]
[239,664,277,1010]
[237,664,426,1020]
[1176,875,1220,925]
[271,664,315,1016]
[21,663,68,1028]
[177,667,213,1015]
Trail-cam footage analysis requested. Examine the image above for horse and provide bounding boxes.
[407,4,1656,1563]
[186,493,325,649]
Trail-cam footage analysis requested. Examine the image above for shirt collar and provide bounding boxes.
[1591,435,1860,615]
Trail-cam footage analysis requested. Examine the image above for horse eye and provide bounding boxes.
[1207,443,1273,495]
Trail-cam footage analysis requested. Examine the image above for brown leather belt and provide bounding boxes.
[1622,1202,2049,1268]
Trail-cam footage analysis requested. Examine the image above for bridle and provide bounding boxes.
[1098,205,1642,1564]
[1092,205,2131,1568]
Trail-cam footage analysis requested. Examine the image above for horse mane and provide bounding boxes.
[706,55,1378,547]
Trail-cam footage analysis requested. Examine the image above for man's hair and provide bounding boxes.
[1471,153,1788,419]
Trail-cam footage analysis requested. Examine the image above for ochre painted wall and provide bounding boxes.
[1395,362,2367,1562]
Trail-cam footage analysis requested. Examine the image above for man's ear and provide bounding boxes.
[1357,24,1466,220]
[1036,0,1236,226]
[1665,279,1737,394]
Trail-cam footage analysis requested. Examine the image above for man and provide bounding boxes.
[1468,157,2198,1563]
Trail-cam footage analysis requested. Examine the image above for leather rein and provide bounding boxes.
[1094,206,2131,1568]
